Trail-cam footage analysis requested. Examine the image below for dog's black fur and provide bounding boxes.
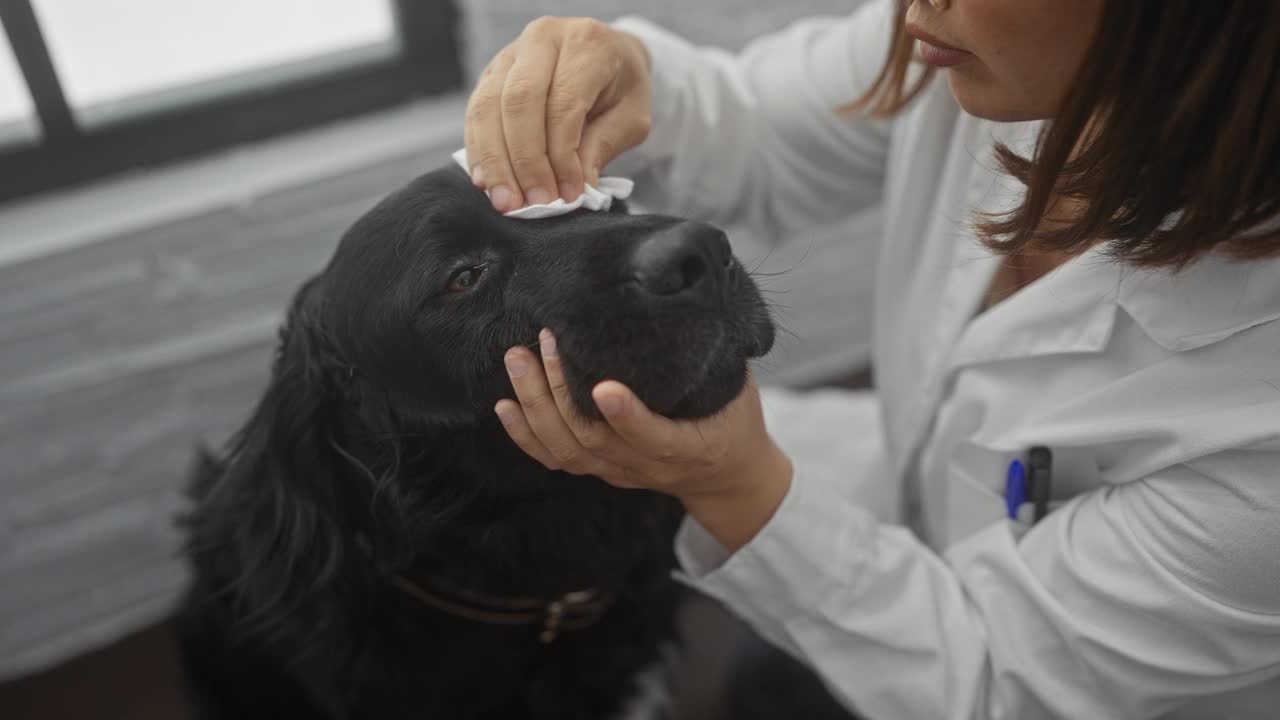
[178,165,775,719]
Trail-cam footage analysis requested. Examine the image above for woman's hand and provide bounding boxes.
[495,330,794,552]
[465,17,653,213]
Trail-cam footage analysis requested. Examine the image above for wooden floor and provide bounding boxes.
[0,622,189,720]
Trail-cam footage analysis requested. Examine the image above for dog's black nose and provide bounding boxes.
[630,222,732,298]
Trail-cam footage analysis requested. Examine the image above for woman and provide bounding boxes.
[464,1,1280,717]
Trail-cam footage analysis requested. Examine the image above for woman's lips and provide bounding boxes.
[905,24,974,68]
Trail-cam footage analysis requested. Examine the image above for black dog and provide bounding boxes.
[178,164,775,719]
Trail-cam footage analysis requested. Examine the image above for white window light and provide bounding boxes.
[30,0,400,128]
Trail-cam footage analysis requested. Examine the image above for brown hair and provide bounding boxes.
[849,1,1280,268]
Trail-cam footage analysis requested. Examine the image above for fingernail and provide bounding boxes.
[495,403,514,425]
[470,164,485,186]
[526,187,552,206]
[505,352,528,378]
[559,182,578,200]
[490,185,513,212]
[597,393,623,416]
[539,329,558,358]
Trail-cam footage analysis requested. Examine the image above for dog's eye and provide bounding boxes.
[447,265,487,293]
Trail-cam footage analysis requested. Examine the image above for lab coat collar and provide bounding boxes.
[947,246,1280,371]
[1116,251,1280,352]
[947,245,1122,371]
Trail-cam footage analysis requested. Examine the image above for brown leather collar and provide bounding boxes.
[354,536,615,643]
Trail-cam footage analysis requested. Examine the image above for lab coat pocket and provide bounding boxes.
[943,440,1016,547]
[944,440,1101,548]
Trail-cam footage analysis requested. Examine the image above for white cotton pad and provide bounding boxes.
[451,148,634,220]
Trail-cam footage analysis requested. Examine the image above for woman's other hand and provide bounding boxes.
[464,17,653,213]
[495,330,793,552]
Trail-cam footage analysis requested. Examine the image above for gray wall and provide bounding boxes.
[458,0,863,75]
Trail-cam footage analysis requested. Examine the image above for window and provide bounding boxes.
[32,0,400,127]
[0,0,460,202]
[0,19,39,146]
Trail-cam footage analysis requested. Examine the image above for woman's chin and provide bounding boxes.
[947,72,1050,123]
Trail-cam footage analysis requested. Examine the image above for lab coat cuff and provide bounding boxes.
[673,466,878,629]
[610,17,688,165]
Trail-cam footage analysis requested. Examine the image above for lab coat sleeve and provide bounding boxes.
[676,445,1280,719]
[609,0,896,239]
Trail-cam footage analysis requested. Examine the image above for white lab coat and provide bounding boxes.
[612,1,1280,718]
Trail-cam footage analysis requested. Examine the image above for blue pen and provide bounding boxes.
[1005,459,1027,520]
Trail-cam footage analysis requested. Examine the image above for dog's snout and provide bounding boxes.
[630,223,731,298]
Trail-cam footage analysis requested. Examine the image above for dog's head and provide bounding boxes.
[193,166,775,620]
[312,166,774,424]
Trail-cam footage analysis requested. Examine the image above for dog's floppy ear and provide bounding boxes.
[189,279,351,637]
